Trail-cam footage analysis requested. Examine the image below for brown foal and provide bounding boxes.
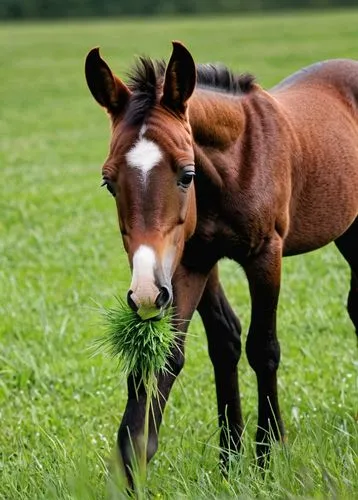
[85,42,358,485]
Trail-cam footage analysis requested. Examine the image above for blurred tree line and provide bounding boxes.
[0,0,357,19]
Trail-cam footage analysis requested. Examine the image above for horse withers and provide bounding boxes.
[85,42,358,485]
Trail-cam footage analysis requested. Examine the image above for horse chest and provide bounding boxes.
[187,205,271,268]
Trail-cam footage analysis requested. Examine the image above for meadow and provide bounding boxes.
[1,8,357,499]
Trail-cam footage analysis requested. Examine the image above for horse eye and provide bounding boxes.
[178,169,195,188]
[101,178,116,197]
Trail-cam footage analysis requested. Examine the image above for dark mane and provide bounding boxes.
[196,63,256,94]
[124,57,256,126]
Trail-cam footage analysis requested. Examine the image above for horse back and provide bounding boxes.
[272,59,358,108]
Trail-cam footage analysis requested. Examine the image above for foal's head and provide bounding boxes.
[85,42,197,319]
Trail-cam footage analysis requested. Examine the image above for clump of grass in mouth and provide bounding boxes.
[95,297,177,490]
[96,297,176,386]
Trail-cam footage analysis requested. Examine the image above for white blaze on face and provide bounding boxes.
[130,244,159,307]
[126,126,163,185]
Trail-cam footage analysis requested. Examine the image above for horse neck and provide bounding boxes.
[188,89,248,195]
[188,87,295,228]
[189,90,245,152]
[189,88,291,189]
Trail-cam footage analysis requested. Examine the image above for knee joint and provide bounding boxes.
[117,423,158,465]
[246,335,280,374]
[207,307,242,366]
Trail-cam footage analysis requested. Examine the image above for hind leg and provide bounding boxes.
[197,265,243,468]
[335,217,358,339]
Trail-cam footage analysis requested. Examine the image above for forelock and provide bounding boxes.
[124,57,166,127]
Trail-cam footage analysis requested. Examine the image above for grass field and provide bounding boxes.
[1,8,358,499]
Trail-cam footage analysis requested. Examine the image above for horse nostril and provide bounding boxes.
[127,290,138,312]
[155,286,172,309]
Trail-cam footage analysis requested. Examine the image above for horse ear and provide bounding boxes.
[85,47,131,115]
[161,41,196,115]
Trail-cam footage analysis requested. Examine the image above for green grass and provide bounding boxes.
[98,299,175,384]
[1,8,358,499]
